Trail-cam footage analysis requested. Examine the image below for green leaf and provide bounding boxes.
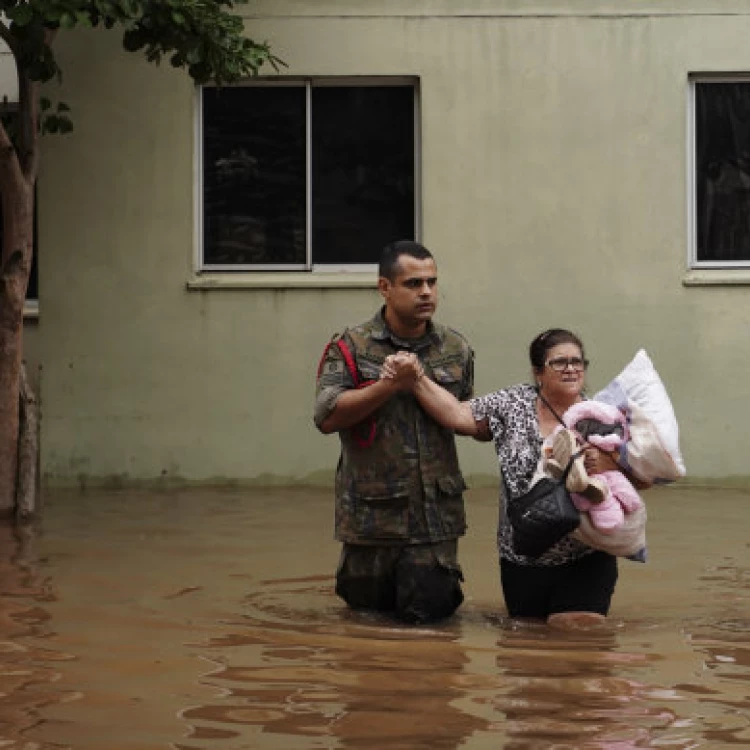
[75,12,93,28]
[122,28,145,52]
[9,0,284,146]
[8,3,34,26]
[185,45,202,65]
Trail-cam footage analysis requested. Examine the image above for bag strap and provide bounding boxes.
[537,389,572,430]
[557,453,580,483]
[316,338,376,389]
[316,340,335,379]
[336,339,378,389]
[317,337,377,448]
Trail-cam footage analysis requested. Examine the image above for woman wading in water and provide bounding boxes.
[383,328,648,628]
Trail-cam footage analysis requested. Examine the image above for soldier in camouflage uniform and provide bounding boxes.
[314,241,474,624]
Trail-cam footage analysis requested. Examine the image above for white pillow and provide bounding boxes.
[572,503,647,560]
[594,349,686,482]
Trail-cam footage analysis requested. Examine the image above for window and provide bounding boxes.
[199,78,418,271]
[691,77,750,268]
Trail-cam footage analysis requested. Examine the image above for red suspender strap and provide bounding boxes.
[335,340,376,447]
[335,340,377,390]
[334,339,360,386]
[317,337,376,448]
[316,340,337,379]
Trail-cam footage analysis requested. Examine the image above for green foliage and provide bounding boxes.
[0,0,283,86]
[1,95,73,149]
[0,0,282,155]
[39,96,73,135]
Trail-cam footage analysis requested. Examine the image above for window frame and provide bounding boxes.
[195,76,421,275]
[688,73,750,270]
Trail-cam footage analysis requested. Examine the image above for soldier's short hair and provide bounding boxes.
[379,240,434,281]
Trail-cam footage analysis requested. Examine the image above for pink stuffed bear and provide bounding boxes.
[547,400,644,533]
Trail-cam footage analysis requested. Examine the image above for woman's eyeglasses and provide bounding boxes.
[546,357,589,372]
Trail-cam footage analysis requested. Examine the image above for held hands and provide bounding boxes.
[380,352,425,391]
[583,447,620,475]
[584,446,651,490]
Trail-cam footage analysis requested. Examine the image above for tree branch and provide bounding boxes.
[0,116,12,153]
[16,28,58,183]
[0,117,27,269]
[17,73,39,182]
[0,117,24,192]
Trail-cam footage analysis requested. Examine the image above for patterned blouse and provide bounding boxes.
[470,383,594,566]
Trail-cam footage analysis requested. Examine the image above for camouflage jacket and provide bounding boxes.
[315,309,474,545]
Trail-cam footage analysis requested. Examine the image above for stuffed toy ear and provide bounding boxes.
[564,400,623,426]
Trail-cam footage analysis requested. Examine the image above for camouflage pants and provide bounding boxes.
[335,540,464,624]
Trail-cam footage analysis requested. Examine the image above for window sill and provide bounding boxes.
[186,272,377,290]
[23,301,39,320]
[683,269,750,286]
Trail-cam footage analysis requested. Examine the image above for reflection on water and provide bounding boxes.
[182,578,488,749]
[0,486,749,748]
[0,523,78,747]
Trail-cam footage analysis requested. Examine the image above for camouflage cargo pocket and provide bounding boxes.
[351,481,410,540]
[431,361,465,397]
[435,475,468,536]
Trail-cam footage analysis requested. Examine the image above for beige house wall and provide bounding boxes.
[0,43,16,102]
[26,1,750,486]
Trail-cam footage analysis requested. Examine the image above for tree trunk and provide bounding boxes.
[16,361,39,520]
[0,181,33,516]
[0,55,41,517]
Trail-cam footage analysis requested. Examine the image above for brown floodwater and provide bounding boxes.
[1,485,749,749]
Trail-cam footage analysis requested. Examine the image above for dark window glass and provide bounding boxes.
[312,86,415,264]
[202,82,416,268]
[696,82,750,262]
[0,190,38,301]
[203,86,306,265]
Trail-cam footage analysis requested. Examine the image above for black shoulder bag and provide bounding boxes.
[506,391,582,558]
[507,454,581,558]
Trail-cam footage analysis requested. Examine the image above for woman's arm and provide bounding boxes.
[628,474,653,492]
[583,448,653,491]
[382,352,492,439]
[412,376,491,439]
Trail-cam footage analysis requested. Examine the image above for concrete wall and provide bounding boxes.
[0,37,16,102]
[31,1,750,486]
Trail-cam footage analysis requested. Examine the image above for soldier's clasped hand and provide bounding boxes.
[381,352,424,390]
